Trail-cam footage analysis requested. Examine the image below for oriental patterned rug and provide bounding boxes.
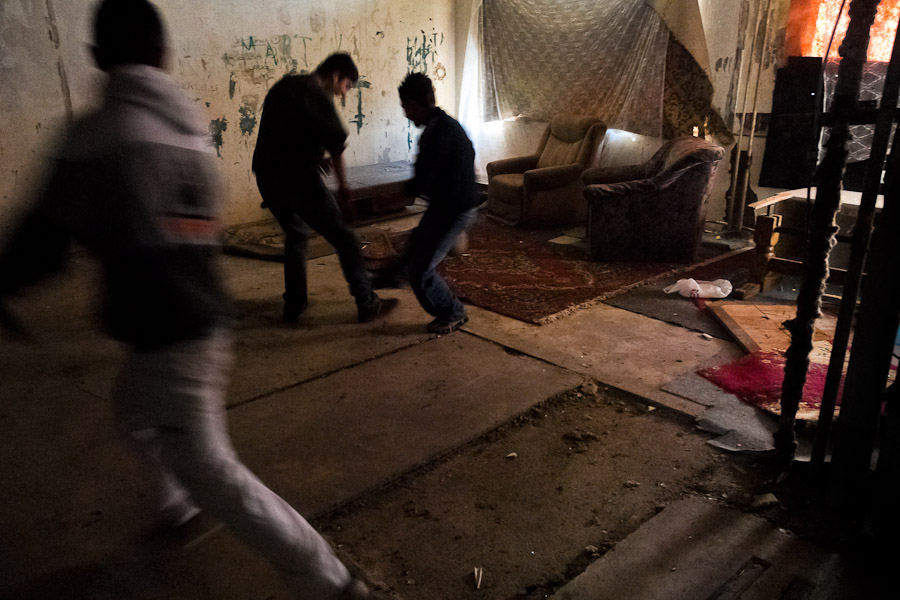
[366,216,685,325]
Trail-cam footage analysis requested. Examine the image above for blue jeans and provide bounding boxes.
[402,207,477,321]
[255,170,378,311]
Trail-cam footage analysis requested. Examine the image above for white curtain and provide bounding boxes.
[464,0,670,137]
[459,0,486,140]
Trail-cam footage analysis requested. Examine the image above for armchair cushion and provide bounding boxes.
[537,116,603,169]
[525,163,583,191]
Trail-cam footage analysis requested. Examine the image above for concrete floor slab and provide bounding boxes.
[228,332,585,515]
[68,255,434,405]
[550,497,862,600]
[223,254,434,405]
[463,302,744,418]
[0,381,148,592]
[1,233,823,599]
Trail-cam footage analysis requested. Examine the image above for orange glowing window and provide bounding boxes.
[810,0,900,61]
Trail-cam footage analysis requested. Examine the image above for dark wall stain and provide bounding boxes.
[209,117,228,157]
[45,0,60,49]
[229,73,237,99]
[725,0,754,128]
[238,105,257,137]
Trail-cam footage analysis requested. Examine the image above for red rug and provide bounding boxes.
[366,216,682,324]
[699,350,843,420]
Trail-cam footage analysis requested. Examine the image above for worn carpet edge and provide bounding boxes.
[534,246,753,326]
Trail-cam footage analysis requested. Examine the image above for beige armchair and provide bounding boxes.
[486,115,607,227]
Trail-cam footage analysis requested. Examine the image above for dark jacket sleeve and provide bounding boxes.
[0,168,72,296]
[308,86,348,158]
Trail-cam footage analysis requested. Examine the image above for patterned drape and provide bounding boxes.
[481,0,669,137]
[663,39,732,142]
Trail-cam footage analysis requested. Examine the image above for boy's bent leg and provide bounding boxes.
[114,353,200,527]
[118,331,353,600]
[159,425,352,599]
[299,187,380,311]
[408,208,476,320]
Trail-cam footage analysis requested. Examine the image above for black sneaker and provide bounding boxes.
[357,297,399,323]
[427,314,469,334]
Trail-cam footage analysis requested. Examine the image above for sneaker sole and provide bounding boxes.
[427,315,469,335]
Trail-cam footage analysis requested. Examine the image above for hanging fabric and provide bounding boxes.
[480,0,669,137]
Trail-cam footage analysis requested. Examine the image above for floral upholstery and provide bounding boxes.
[486,115,607,227]
[583,135,724,262]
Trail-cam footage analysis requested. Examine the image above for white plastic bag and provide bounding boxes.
[663,278,732,299]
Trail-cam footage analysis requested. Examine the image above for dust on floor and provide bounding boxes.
[319,382,775,600]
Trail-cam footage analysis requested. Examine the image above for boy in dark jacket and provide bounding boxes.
[374,72,479,334]
[253,53,398,324]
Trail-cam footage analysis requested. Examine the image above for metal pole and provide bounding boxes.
[733,0,775,231]
[774,0,882,467]
[829,112,900,512]
[812,12,900,469]
[726,0,766,232]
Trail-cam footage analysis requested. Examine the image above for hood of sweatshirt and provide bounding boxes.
[105,64,206,137]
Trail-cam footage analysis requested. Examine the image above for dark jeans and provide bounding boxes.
[255,170,377,311]
[393,207,477,321]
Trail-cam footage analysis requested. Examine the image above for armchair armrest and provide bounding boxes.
[524,163,583,191]
[583,163,648,185]
[487,155,540,179]
[584,178,659,202]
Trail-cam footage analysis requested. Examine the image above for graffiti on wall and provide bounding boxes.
[348,79,371,134]
[221,34,309,87]
[205,16,443,162]
[403,28,445,155]
[406,28,443,74]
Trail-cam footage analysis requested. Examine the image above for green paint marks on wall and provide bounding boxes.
[349,79,371,134]
[209,117,228,157]
[224,34,313,86]
[407,29,443,74]
[295,36,312,69]
[239,105,257,137]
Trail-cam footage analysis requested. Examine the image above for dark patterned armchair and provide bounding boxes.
[486,115,606,227]
[582,136,724,262]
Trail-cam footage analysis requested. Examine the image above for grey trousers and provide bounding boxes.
[112,329,351,599]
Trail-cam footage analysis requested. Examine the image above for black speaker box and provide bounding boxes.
[759,56,823,189]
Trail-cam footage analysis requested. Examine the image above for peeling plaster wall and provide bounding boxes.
[702,0,788,126]
[700,0,790,220]
[0,0,455,239]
